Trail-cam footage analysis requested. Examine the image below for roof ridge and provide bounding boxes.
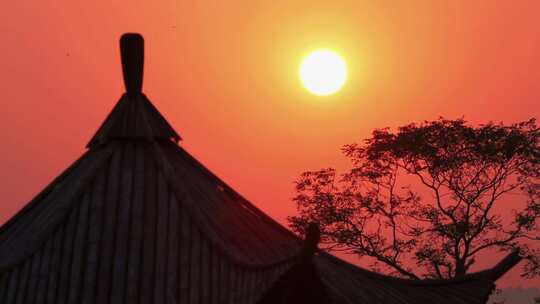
[0,144,116,272]
[173,145,301,243]
[147,141,301,269]
[487,250,522,281]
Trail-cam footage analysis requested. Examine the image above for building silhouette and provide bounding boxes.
[0,33,521,304]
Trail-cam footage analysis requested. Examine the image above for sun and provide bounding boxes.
[300,50,347,96]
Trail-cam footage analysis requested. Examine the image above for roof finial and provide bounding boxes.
[300,222,320,260]
[120,33,144,94]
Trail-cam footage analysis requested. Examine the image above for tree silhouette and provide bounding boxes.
[289,118,540,279]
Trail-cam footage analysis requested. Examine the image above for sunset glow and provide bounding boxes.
[1,1,540,291]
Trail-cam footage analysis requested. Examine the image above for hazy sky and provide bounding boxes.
[1,1,540,287]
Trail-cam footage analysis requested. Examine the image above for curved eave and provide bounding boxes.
[313,251,521,304]
[316,251,521,287]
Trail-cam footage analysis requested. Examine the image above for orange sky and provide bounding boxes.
[1,1,540,288]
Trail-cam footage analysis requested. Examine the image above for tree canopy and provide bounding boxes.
[289,118,540,279]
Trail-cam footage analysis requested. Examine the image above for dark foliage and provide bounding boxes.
[289,118,540,279]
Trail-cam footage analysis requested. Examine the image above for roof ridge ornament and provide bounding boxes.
[120,33,144,95]
[300,222,320,260]
[86,33,181,148]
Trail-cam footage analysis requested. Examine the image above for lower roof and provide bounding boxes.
[0,137,521,304]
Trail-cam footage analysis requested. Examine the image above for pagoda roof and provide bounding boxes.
[0,33,521,304]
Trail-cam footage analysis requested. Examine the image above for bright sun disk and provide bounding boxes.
[300,50,347,96]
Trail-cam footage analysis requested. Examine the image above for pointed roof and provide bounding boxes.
[0,33,521,304]
[87,34,180,147]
